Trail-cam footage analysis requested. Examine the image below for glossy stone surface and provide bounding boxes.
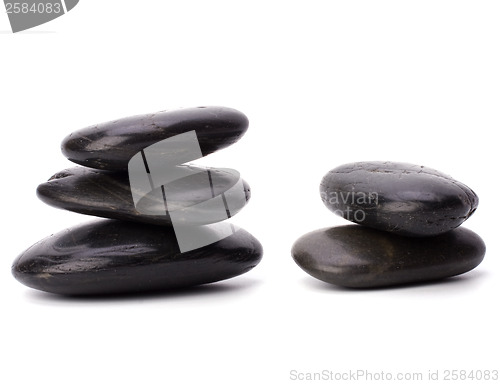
[12,220,263,295]
[61,106,249,171]
[292,225,485,288]
[37,166,250,225]
[320,161,479,237]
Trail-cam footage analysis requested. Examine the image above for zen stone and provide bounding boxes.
[320,161,479,237]
[292,225,485,288]
[37,166,250,225]
[12,220,263,295]
[61,106,249,171]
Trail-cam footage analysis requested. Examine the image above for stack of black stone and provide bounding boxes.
[12,107,263,295]
[292,161,486,288]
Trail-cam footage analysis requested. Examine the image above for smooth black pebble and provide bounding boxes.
[12,220,263,295]
[292,225,485,288]
[36,166,250,226]
[320,161,479,236]
[61,106,249,172]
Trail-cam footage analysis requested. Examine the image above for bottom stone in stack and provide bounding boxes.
[12,220,263,296]
[292,225,485,288]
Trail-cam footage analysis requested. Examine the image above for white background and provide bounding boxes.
[1,1,499,383]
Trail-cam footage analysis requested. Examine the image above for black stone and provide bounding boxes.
[320,161,478,237]
[61,106,249,172]
[292,225,485,288]
[36,166,250,226]
[12,220,263,295]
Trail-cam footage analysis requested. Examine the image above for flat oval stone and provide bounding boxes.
[36,166,250,225]
[292,225,485,288]
[61,106,249,171]
[12,220,263,295]
[320,161,479,236]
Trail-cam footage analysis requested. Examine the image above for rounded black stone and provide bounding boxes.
[320,161,479,237]
[12,220,263,295]
[36,166,250,226]
[292,225,485,288]
[61,106,249,171]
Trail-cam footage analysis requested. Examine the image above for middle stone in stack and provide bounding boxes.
[15,106,263,295]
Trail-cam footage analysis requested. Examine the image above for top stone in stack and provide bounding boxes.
[319,161,478,237]
[61,106,249,172]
